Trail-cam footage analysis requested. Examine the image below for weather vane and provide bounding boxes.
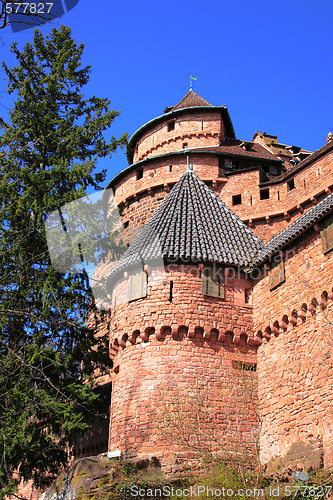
[188,75,197,91]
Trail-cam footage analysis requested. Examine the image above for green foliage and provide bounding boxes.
[169,462,333,500]
[75,461,186,500]
[0,25,127,496]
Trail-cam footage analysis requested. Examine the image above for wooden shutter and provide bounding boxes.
[127,270,147,302]
[201,266,224,299]
[320,213,333,254]
[268,258,285,290]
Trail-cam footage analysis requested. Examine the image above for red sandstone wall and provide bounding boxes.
[133,112,223,162]
[253,229,333,469]
[111,146,332,244]
[108,265,259,469]
[109,265,255,347]
[104,106,333,471]
[109,338,258,471]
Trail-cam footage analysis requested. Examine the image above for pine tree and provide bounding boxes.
[0,25,127,496]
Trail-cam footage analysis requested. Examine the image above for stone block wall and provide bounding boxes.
[133,111,223,162]
[253,227,333,469]
[108,265,259,469]
[110,144,332,246]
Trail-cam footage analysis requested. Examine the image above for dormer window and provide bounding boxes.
[239,141,252,151]
[183,142,188,149]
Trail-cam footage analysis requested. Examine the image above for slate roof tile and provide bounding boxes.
[251,192,333,267]
[109,171,264,280]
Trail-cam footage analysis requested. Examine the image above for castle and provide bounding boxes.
[75,90,333,473]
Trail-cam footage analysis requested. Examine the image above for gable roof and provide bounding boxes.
[251,192,333,267]
[109,171,263,280]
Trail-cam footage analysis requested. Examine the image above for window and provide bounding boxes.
[201,266,224,299]
[245,288,252,304]
[127,270,147,302]
[260,189,270,200]
[218,158,224,177]
[232,361,257,371]
[183,142,188,149]
[240,142,252,152]
[136,168,143,180]
[268,255,285,290]
[168,121,175,132]
[232,194,242,205]
[320,213,333,254]
[260,169,269,183]
[169,281,173,302]
[169,165,173,173]
[269,165,279,176]
[288,179,295,191]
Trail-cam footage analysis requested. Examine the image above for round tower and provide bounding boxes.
[107,90,237,230]
[106,92,264,469]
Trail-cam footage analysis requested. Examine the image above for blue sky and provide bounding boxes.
[1,0,332,188]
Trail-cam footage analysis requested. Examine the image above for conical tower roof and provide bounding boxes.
[168,90,212,111]
[109,171,263,280]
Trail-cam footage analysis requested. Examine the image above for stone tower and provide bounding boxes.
[105,91,267,469]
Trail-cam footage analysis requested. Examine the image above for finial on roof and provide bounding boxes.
[186,154,192,172]
[326,132,333,143]
[188,75,197,91]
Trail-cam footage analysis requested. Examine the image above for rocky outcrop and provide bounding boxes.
[38,455,164,500]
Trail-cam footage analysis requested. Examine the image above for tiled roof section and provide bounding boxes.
[252,132,312,162]
[251,192,333,267]
[190,139,281,162]
[170,91,212,111]
[260,140,333,185]
[109,171,263,279]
